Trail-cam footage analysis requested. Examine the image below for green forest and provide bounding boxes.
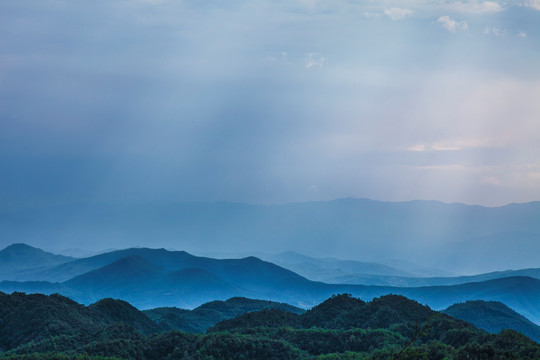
[0,292,538,360]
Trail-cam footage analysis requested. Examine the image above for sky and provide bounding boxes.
[1,0,540,209]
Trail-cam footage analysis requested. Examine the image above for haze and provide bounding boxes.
[1,0,540,210]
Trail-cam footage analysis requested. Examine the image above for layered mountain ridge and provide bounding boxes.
[1,244,539,327]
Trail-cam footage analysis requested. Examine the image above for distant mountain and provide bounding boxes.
[0,243,73,280]
[62,255,242,308]
[144,297,304,333]
[318,267,540,287]
[65,255,164,292]
[436,231,540,274]
[3,247,313,308]
[443,300,540,342]
[259,251,421,283]
[1,246,539,324]
[388,276,540,325]
[2,199,540,273]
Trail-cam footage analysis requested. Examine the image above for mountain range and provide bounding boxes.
[1,292,538,359]
[256,251,540,287]
[1,199,540,274]
[1,243,539,326]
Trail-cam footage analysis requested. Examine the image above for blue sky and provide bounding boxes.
[1,0,540,208]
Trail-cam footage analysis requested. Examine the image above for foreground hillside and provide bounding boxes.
[443,300,540,343]
[0,292,538,360]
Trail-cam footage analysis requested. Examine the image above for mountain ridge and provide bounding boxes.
[2,199,540,273]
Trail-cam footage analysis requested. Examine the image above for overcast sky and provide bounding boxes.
[1,0,540,208]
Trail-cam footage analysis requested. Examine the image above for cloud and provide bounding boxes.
[1,0,540,208]
[518,31,527,38]
[384,7,413,20]
[406,138,491,152]
[406,144,426,152]
[305,52,326,69]
[484,26,507,37]
[481,176,502,185]
[416,164,467,171]
[362,11,382,19]
[437,15,468,32]
[447,1,503,14]
[523,0,540,10]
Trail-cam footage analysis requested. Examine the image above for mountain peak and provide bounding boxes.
[65,255,164,289]
[2,243,41,254]
[0,243,73,270]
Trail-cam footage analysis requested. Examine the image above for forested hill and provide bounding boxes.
[0,292,538,360]
[443,300,540,342]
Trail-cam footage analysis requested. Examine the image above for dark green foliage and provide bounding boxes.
[210,309,302,332]
[443,300,540,342]
[0,355,121,360]
[0,292,99,351]
[144,297,304,333]
[287,293,435,331]
[1,292,539,360]
[89,298,161,335]
[301,294,369,329]
[179,332,304,360]
[143,307,194,332]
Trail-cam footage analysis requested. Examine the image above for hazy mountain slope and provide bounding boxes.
[0,243,73,280]
[389,276,540,325]
[443,300,540,342]
[1,248,539,323]
[259,251,420,282]
[21,247,189,282]
[63,256,241,308]
[144,297,304,332]
[321,268,540,287]
[2,199,540,273]
[27,247,313,289]
[436,231,540,274]
[65,255,165,291]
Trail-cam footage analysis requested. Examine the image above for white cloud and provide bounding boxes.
[447,1,503,14]
[384,7,413,20]
[305,52,326,69]
[518,31,527,38]
[362,11,382,19]
[524,0,540,10]
[484,26,508,37]
[406,144,426,152]
[437,15,468,32]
